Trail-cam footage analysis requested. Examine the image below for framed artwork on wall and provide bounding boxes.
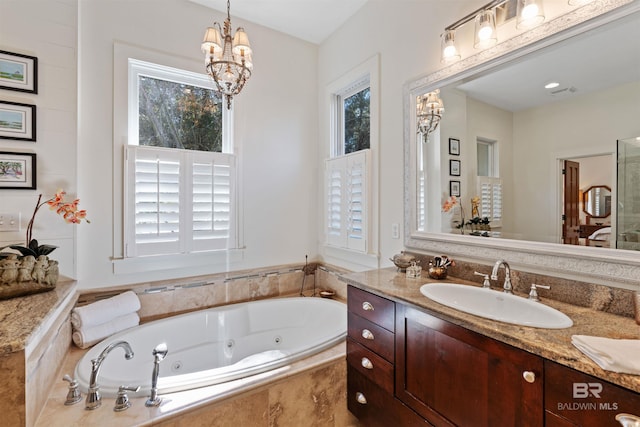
[449,138,460,155]
[0,151,36,189]
[449,159,461,176]
[450,180,460,197]
[0,100,36,141]
[0,50,38,94]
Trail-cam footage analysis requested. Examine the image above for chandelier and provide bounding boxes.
[201,0,253,109]
[417,90,445,141]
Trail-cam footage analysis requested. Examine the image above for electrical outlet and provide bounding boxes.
[391,223,400,239]
[0,213,20,232]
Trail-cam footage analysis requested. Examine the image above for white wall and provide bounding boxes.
[0,0,78,278]
[74,0,319,288]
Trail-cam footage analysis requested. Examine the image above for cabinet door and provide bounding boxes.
[395,305,543,427]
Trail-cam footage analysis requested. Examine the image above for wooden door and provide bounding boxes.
[563,160,580,245]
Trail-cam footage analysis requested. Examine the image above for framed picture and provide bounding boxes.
[0,100,36,141]
[449,138,460,155]
[449,159,461,176]
[0,50,38,94]
[450,180,460,197]
[0,151,36,189]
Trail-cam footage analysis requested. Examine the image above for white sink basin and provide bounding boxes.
[420,283,573,329]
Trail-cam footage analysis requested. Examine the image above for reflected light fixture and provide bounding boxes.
[474,9,498,49]
[201,0,253,109]
[417,90,445,141]
[516,0,545,29]
[441,30,461,63]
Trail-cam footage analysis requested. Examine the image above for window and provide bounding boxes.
[125,59,237,258]
[477,138,497,177]
[342,86,370,154]
[476,137,502,228]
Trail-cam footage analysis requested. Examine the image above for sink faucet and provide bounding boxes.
[491,259,513,294]
[145,343,168,407]
[85,341,134,410]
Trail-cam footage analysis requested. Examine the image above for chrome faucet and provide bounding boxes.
[85,341,134,410]
[145,343,168,407]
[490,259,513,294]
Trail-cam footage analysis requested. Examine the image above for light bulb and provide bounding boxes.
[478,24,493,40]
[521,3,539,20]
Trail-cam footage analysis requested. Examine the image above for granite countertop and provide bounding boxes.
[343,267,640,394]
[0,281,77,356]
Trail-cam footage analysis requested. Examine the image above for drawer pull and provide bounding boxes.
[356,392,368,405]
[361,329,374,340]
[522,371,536,383]
[362,301,374,311]
[361,357,374,370]
[616,413,640,427]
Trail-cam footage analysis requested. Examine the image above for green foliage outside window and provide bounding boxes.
[343,87,370,154]
[138,76,223,152]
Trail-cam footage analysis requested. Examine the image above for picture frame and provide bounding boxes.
[448,138,460,155]
[0,100,36,141]
[449,159,461,176]
[0,50,38,94]
[0,151,36,189]
[450,180,460,197]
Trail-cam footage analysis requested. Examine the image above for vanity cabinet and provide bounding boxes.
[395,304,544,427]
[346,286,430,426]
[545,360,640,426]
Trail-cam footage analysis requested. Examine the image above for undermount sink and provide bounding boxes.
[420,283,573,329]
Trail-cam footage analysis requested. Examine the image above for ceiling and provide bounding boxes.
[190,0,369,44]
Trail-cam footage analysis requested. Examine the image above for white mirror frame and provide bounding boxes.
[404,0,640,288]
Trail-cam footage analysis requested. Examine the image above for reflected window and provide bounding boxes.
[477,137,497,177]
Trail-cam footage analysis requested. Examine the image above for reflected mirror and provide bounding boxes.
[408,4,640,251]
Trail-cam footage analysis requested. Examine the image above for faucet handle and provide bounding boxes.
[528,283,550,302]
[114,385,140,412]
[473,271,491,288]
[62,374,82,405]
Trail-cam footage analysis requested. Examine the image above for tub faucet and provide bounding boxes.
[491,259,513,294]
[146,343,168,407]
[85,341,134,410]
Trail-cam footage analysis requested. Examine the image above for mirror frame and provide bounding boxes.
[582,185,612,219]
[403,0,640,289]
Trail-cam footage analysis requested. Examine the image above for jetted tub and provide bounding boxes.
[74,297,347,397]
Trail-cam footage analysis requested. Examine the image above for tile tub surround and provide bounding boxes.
[407,253,638,318]
[36,342,357,427]
[343,268,640,394]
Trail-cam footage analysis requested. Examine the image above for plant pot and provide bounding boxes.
[0,254,58,300]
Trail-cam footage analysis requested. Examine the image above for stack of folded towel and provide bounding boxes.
[571,335,640,375]
[71,291,141,349]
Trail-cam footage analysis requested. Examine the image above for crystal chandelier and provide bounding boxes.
[417,90,445,141]
[201,0,253,109]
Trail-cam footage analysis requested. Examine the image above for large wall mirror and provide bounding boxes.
[404,0,640,287]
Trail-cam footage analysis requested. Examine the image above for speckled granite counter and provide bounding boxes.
[343,268,640,394]
[0,281,77,356]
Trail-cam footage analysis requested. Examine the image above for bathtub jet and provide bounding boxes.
[74,297,347,397]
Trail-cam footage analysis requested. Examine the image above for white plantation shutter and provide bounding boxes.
[126,146,236,257]
[478,177,503,228]
[325,150,370,252]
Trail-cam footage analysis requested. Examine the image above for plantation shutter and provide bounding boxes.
[125,146,236,257]
[478,177,503,228]
[325,149,369,252]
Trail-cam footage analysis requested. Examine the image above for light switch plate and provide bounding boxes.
[0,213,20,232]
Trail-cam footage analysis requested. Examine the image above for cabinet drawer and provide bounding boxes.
[347,338,394,394]
[348,369,431,427]
[545,360,640,427]
[348,311,395,362]
[348,286,395,331]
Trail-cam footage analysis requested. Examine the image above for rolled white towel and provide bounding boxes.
[71,291,140,329]
[72,312,140,349]
[571,335,640,375]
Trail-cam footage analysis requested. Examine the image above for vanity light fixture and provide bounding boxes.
[417,90,445,141]
[474,9,498,49]
[201,0,253,109]
[441,30,461,63]
[516,0,545,29]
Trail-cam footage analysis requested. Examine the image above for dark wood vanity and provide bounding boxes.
[346,283,640,427]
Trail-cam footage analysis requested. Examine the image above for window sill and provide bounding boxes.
[322,245,379,271]
[112,249,244,275]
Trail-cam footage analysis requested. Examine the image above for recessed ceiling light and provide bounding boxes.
[545,82,560,89]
